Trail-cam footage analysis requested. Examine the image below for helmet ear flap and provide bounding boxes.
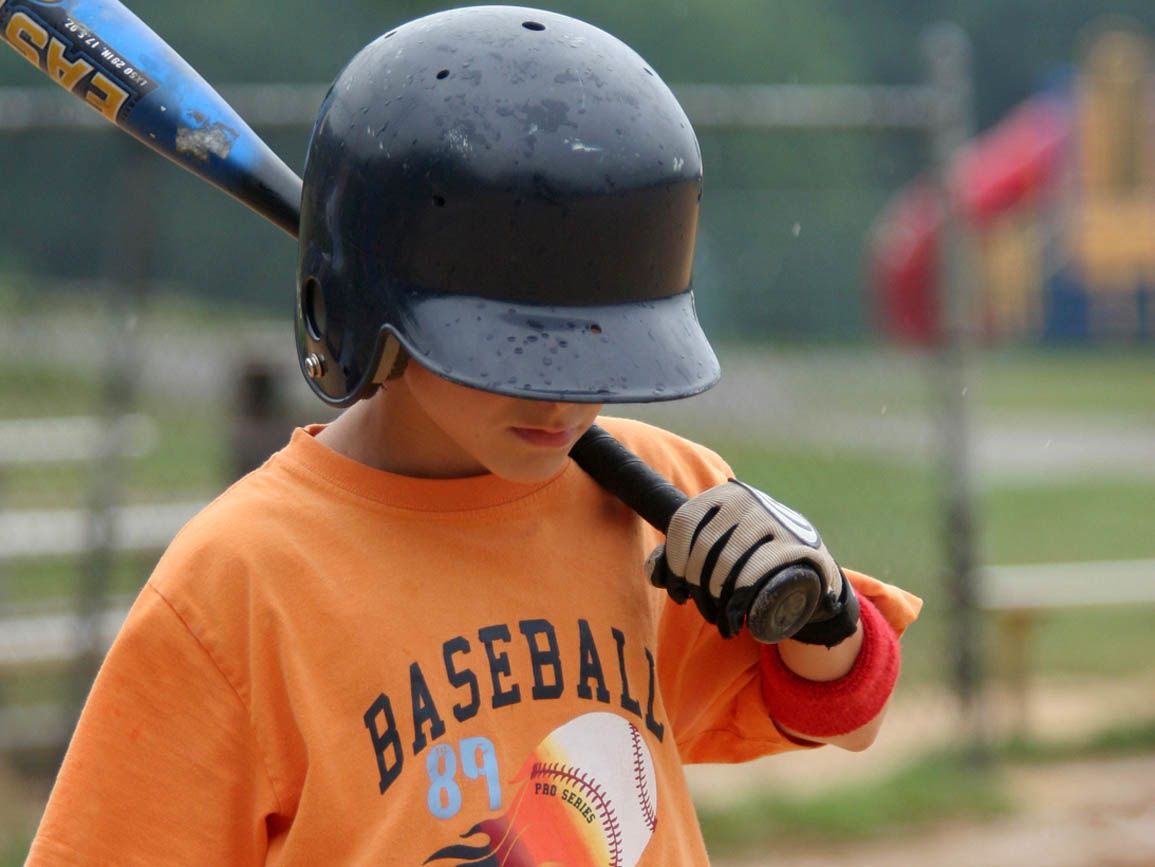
[297,246,355,405]
[374,337,409,383]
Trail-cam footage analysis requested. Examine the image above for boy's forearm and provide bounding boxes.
[776,703,890,751]
[778,622,864,682]
[759,595,901,751]
[774,623,888,750]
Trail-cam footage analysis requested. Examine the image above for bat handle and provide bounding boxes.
[570,424,687,531]
[569,424,821,643]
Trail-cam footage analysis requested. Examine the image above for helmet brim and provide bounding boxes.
[389,289,720,404]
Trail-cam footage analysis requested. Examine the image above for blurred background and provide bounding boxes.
[1,1,1153,864]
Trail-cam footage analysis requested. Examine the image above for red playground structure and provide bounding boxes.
[869,27,1155,344]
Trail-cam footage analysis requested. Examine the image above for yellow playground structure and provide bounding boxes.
[870,26,1155,343]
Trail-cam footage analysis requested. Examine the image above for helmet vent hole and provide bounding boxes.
[643,67,654,76]
[589,323,603,334]
[302,277,327,341]
[522,21,545,31]
[436,69,450,80]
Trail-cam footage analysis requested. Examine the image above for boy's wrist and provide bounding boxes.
[777,620,864,681]
[759,595,900,739]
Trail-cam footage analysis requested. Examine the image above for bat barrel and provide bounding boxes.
[0,0,302,237]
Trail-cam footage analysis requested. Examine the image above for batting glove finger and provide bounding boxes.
[645,544,686,601]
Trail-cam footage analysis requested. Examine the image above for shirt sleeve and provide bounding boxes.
[26,584,282,867]
[657,571,922,765]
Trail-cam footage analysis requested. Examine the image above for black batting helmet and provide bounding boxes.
[296,5,719,406]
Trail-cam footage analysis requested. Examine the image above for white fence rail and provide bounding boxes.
[0,414,156,466]
[0,596,133,667]
[0,499,205,563]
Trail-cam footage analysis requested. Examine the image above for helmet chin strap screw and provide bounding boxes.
[304,353,326,380]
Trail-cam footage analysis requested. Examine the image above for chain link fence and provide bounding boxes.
[0,25,976,757]
[5,25,1154,850]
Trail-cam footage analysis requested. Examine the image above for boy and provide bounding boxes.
[27,6,920,865]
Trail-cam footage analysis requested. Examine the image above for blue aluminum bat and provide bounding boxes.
[0,0,300,235]
[0,0,825,645]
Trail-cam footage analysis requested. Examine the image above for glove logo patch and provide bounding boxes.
[737,481,821,548]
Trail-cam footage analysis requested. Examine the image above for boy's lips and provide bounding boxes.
[510,426,578,448]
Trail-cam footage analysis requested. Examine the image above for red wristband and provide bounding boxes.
[759,594,900,738]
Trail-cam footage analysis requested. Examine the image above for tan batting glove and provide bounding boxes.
[645,480,857,643]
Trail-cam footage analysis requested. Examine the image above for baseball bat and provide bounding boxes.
[0,0,300,235]
[1,0,821,643]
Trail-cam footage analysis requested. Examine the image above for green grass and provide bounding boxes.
[0,766,46,867]
[2,363,104,418]
[1004,714,1155,763]
[0,835,33,867]
[1,409,227,507]
[3,555,156,603]
[698,749,1010,855]
[975,347,1155,419]
[698,712,1155,858]
[722,443,1155,594]
[869,345,1147,417]
[727,345,1155,421]
[984,478,1155,564]
[713,442,1155,685]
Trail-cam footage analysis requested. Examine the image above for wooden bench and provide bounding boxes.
[981,558,1155,737]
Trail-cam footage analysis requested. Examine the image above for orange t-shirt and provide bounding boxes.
[28,416,920,866]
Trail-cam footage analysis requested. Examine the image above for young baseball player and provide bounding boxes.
[27,7,921,865]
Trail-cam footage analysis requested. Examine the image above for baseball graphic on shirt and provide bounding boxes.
[426,712,658,866]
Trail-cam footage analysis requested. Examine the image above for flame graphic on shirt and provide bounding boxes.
[425,712,657,867]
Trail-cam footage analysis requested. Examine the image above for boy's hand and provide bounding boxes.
[645,480,858,644]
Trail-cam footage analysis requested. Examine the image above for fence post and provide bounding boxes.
[924,23,986,761]
[65,146,154,729]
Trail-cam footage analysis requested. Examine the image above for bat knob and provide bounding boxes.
[744,564,823,644]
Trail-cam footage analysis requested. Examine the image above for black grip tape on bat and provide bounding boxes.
[570,424,830,644]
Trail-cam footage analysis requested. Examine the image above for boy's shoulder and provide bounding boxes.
[147,450,305,595]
